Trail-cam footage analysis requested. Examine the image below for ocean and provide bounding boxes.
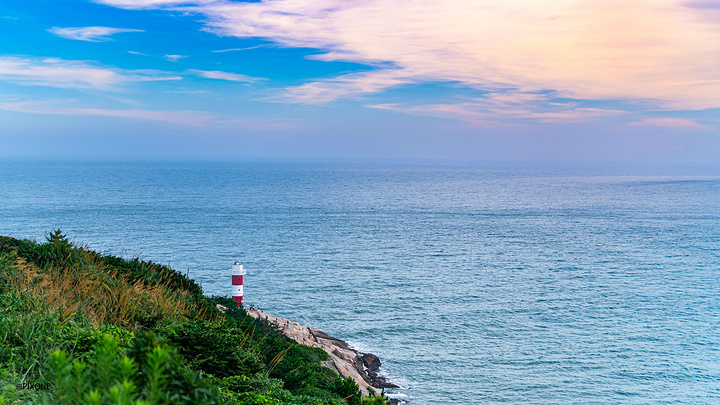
[1,161,719,404]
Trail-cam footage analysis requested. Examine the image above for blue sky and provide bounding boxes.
[1,0,719,162]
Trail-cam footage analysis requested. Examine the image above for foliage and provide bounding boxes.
[333,377,361,405]
[362,397,391,405]
[215,374,349,405]
[42,331,224,404]
[166,320,263,378]
[216,298,349,396]
[362,389,392,405]
[0,292,132,381]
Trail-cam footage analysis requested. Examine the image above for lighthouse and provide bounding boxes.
[230,261,246,306]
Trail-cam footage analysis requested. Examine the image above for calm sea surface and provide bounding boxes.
[1,161,720,404]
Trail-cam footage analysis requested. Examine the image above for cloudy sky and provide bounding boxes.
[1,0,719,161]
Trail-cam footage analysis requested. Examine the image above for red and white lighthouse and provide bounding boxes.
[230,261,246,306]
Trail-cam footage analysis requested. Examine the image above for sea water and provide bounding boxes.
[1,161,719,404]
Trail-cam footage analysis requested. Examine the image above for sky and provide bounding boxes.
[1,0,719,162]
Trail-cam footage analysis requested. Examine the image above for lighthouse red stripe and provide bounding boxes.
[232,275,243,285]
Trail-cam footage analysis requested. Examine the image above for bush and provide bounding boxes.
[43,331,224,405]
[214,373,284,395]
[166,320,263,378]
[333,377,361,405]
[362,397,391,405]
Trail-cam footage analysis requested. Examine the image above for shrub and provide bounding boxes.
[43,331,224,405]
[214,373,284,395]
[166,320,263,378]
[333,377,361,405]
[362,397,391,405]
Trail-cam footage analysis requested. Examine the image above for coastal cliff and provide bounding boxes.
[246,309,398,397]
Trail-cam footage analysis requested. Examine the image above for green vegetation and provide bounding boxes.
[0,231,390,405]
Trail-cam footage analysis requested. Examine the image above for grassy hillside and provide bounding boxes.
[0,231,390,405]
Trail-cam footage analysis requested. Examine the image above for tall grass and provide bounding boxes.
[1,234,206,330]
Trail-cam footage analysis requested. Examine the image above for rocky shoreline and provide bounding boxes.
[245,308,399,398]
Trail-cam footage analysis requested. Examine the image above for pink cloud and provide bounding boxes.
[153,0,720,110]
[629,118,710,130]
[0,100,214,126]
[97,0,720,124]
[368,92,626,126]
[0,100,300,130]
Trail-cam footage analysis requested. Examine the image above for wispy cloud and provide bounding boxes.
[132,69,183,82]
[0,56,180,91]
[0,99,299,130]
[99,0,720,115]
[93,0,213,9]
[0,100,214,126]
[369,92,625,126]
[211,45,266,53]
[165,54,187,62]
[49,26,144,42]
[187,69,264,83]
[629,117,710,130]
[267,69,411,103]
[165,89,211,94]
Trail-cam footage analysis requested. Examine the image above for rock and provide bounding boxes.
[246,308,398,395]
[372,376,400,389]
[361,353,382,372]
[359,352,399,389]
[308,328,352,351]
